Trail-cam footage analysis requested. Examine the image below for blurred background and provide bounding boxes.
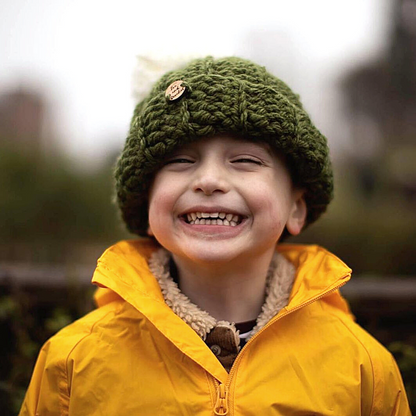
[1,0,415,413]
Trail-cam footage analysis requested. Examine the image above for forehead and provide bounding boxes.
[172,134,275,155]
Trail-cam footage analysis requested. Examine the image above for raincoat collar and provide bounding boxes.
[279,244,352,311]
[91,239,352,382]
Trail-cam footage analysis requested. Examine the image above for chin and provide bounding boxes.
[171,241,244,266]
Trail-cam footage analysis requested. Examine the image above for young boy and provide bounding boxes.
[20,57,410,415]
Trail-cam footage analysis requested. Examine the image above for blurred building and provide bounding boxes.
[0,86,56,155]
[342,0,416,201]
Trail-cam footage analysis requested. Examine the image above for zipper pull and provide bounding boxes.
[214,383,229,415]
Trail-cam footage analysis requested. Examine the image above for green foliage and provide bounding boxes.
[45,308,73,333]
[0,287,94,415]
[294,162,416,275]
[389,342,416,407]
[0,294,38,414]
[0,144,129,264]
[0,144,126,242]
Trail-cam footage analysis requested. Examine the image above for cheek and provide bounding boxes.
[246,175,286,211]
[147,195,170,243]
[148,192,171,228]
[147,188,164,230]
[149,176,176,212]
[247,183,291,231]
[148,178,182,233]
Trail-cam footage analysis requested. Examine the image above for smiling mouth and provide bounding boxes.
[182,212,243,226]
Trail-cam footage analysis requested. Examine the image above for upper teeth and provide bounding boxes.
[185,212,241,226]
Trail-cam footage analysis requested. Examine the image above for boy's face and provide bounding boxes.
[147,135,306,266]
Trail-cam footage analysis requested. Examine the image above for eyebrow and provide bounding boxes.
[169,139,275,158]
[238,141,274,157]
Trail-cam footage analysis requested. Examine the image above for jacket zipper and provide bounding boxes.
[211,278,349,415]
[213,382,229,415]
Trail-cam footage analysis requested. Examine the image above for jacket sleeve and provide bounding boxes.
[372,351,411,416]
[19,339,70,416]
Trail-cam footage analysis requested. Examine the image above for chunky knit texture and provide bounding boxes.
[115,56,333,236]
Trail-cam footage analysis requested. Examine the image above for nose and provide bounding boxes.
[192,160,231,195]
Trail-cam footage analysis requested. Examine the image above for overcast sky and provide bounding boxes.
[0,0,393,167]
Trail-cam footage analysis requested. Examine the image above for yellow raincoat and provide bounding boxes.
[19,240,410,415]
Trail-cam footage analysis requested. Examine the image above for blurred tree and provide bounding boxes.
[342,0,416,200]
[0,143,129,264]
[296,0,416,276]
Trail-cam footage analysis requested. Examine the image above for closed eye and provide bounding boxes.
[232,158,263,165]
[164,158,194,165]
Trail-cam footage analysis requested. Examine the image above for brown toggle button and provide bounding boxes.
[165,80,186,101]
[210,344,222,356]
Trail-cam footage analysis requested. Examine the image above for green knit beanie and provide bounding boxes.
[115,56,333,236]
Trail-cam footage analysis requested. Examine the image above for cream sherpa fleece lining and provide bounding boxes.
[148,248,295,341]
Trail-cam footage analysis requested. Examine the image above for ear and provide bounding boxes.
[286,190,307,236]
